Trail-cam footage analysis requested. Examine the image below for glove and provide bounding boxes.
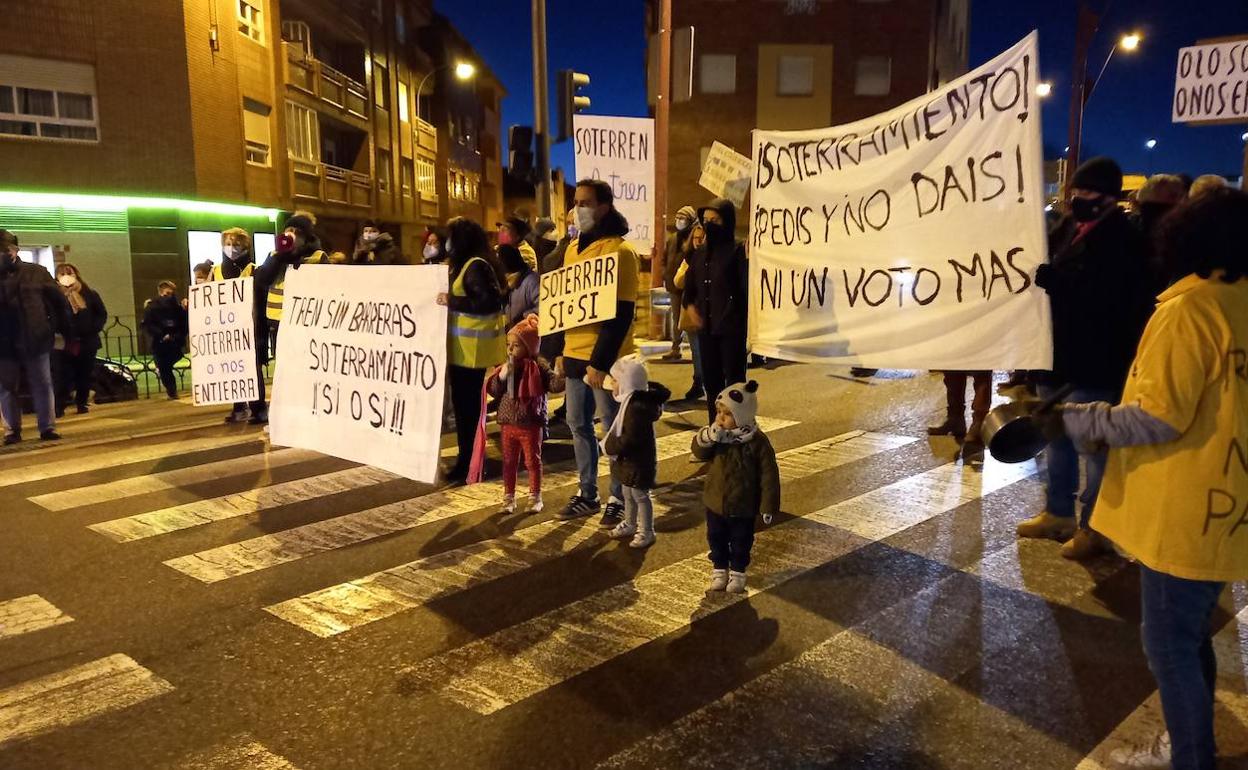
[1033,404,1065,442]
[762,512,774,525]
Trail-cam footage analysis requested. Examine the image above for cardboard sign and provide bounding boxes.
[699,140,753,208]
[538,252,620,335]
[1172,39,1248,123]
[573,115,655,255]
[269,265,448,484]
[187,277,259,406]
[748,32,1052,370]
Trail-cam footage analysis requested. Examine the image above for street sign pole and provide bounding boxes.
[651,0,672,340]
[532,0,552,218]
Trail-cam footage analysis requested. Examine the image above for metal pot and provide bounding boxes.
[982,385,1073,464]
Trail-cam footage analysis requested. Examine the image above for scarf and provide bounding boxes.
[599,391,634,460]
[694,423,758,448]
[61,280,87,313]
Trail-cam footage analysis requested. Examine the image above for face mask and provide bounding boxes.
[703,221,728,243]
[423,244,439,260]
[1070,196,1109,223]
[498,231,514,246]
[575,207,596,234]
[58,274,76,287]
[223,246,246,261]
[674,218,689,232]
[362,231,379,243]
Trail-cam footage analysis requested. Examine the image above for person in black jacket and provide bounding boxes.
[602,354,670,549]
[1017,156,1155,559]
[52,263,107,415]
[142,280,189,400]
[683,198,749,423]
[352,219,403,265]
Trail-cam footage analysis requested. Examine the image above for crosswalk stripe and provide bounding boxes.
[398,456,1036,715]
[173,734,299,769]
[163,417,798,584]
[0,595,73,640]
[29,448,324,512]
[266,431,917,637]
[0,654,173,747]
[0,434,263,489]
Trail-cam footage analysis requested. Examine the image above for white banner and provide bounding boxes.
[538,252,619,335]
[188,277,258,406]
[749,32,1052,370]
[574,115,655,255]
[1172,39,1248,123]
[699,140,753,208]
[269,265,448,484]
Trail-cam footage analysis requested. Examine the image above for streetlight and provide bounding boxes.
[1036,82,1053,98]
[1241,131,1248,142]
[1145,138,1157,149]
[1087,33,1143,104]
[415,60,477,124]
[1120,33,1141,51]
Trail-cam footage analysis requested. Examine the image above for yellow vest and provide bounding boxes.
[266,250,327,321]
[211,262,254,281]
[448,257,506,369]
[561,235,639,363]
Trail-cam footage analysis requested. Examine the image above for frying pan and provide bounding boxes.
[982,384,1074,464]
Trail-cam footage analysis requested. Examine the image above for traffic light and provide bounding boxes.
[557,70,590,143]
[508,125,534,180]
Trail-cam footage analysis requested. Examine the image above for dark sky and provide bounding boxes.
[436,0,1248,183]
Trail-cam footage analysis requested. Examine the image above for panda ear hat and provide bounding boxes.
[715,380,760,430]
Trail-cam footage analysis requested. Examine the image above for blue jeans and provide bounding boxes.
[0,353,56,435]
[565,375,621,502]
[689,332,703,385]
[1140,565,1223,770]
[1040,385,1115,525]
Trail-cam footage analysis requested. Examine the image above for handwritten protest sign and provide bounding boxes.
[269,265,447,483]
[1172,38,1248,123]
[574,115,655,255]
[188,277,258,406]
[538,252,619,335]
[699,141,753,208]
[748,32,1052,370]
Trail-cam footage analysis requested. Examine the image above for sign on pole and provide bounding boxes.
[748,32,1051,370]
[188,277,258,406]
[573,115,655,255]
[538,252,620,335]
[1172,39,1248,123]
[269,265,448,484]
[699,140,753,208]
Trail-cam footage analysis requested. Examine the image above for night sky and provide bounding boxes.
[436,0,1248,184]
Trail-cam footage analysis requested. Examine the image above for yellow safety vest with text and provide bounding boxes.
[211,262,254,281]
[448,257,506,369]
[266,250,327,321]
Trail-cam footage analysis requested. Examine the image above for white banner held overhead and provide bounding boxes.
[574,115,655,255]
[538,252,620,335]
[1172,39,1248,123]
[748,31,1051,370]
[188,277,258,406]
[699,140,753,208]
[269,265,448,484]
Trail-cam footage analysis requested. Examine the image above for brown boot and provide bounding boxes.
[1016,512,1077,541]
[965,371,993,445]
[1060,527,1112,560]
[928,372,967,440]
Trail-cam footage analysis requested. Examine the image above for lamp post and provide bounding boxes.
[415,60,476,126]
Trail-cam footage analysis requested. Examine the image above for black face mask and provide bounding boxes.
[1070,196,1111,223]
[703,221,729,244]
[0,252,16,270]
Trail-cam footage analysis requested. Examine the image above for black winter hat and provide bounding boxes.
[1071,156,1123,198]
[283,213,316,241]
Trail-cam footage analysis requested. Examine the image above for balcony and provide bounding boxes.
[415,118,437,154]
[291,158,373,209]
[284,43,368,125]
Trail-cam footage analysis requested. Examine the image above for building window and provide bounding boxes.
[373,62,390,110]
[377,150,391,194]
[397,80,409,123]
[401,159,414,197]
[776,55,815,96]
[242,98,271,166]
[238,0,265,45]
[417,157,436,196]
[700,54,736,94]
[0,81,99,143]
[855,56,892,96]
[285,101,318,162]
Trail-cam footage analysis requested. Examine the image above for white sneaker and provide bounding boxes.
[707,569,729,592]
[630,531,655,549]
[609,521,637,540]
[1108,732,1171,769]
[530,492,543,513]
[501,494,515,514]
[726,571,747,594]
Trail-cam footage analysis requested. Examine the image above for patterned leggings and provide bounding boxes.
[501,424,543,495]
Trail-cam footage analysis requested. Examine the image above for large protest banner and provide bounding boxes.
[1172,38,1248,123]
[574,115,655,255]
[538,252,619,335]
[269,265,447,484]
[188,277,258,406]
[749,32,1052,370]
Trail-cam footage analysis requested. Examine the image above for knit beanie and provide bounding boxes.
[1071,156,1123,198]
[507,314,540,357]
[283,213,316,242]
[716,380,760,429]
[676,205,697,221]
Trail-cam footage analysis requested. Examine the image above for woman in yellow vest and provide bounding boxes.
[1053,189,1248,770]
[435,217,507,483]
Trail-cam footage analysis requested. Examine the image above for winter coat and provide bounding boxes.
[142,295,188,347]
[353,233,403,265]
[684,198,748,337]
[692,430,781,520]
[0,261,73,360]
[65,286,108,353]
[1036,208,1154,394]
[505,270,540,329]
[446,256,505,316]
[603,382,671,490]
[662,228,691,293]
[485,357,565,427]
[561,208,639,379]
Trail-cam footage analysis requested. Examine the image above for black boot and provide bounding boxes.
[928,372,967,440]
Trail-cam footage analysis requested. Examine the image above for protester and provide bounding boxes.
[692,381,779,594]
[683,198,749,423]
[470,315,564,512]
[661,205,698,362]
[142,280,188,400]
[602,354,671,548]
[52,263,107,416]
[435,217,507,483]
[192,262,212,285]
[1049,188,1248,770]
[500,243,539,329]
[0,230,71,443]
[422,229,447,265]
[554,180,640,529]
[928,371,992,445]
[1189,174,1228,199]
[1019,156,1154,560]
[528,217,558,262]
[352,219,401,265]
[673,220,706,401]
[211,228,267,424]
[498,216,537,272]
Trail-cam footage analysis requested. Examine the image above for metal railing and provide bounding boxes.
[291,158,373,208]
[283,43,368,121]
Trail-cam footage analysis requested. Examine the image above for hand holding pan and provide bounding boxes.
[982,384,1076,464]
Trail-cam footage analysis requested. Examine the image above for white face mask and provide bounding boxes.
[223,246,245,260]
[362,231,380,243]
[575,206,597,234]
[58,274,76,287]
[674,218,689,232]
[423,244,439,260]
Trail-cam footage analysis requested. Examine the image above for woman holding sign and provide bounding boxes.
[436,217,508,484]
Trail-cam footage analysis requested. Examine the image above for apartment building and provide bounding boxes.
[0,0,504,321]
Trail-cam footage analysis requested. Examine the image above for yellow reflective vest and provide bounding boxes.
[448,257,506,369]
[265,250,327,321]
[211,262,254,281]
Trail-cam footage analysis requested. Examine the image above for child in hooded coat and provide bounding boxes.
[692,380,780,594]
[469,314,564,512]
[601,354,671,548]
